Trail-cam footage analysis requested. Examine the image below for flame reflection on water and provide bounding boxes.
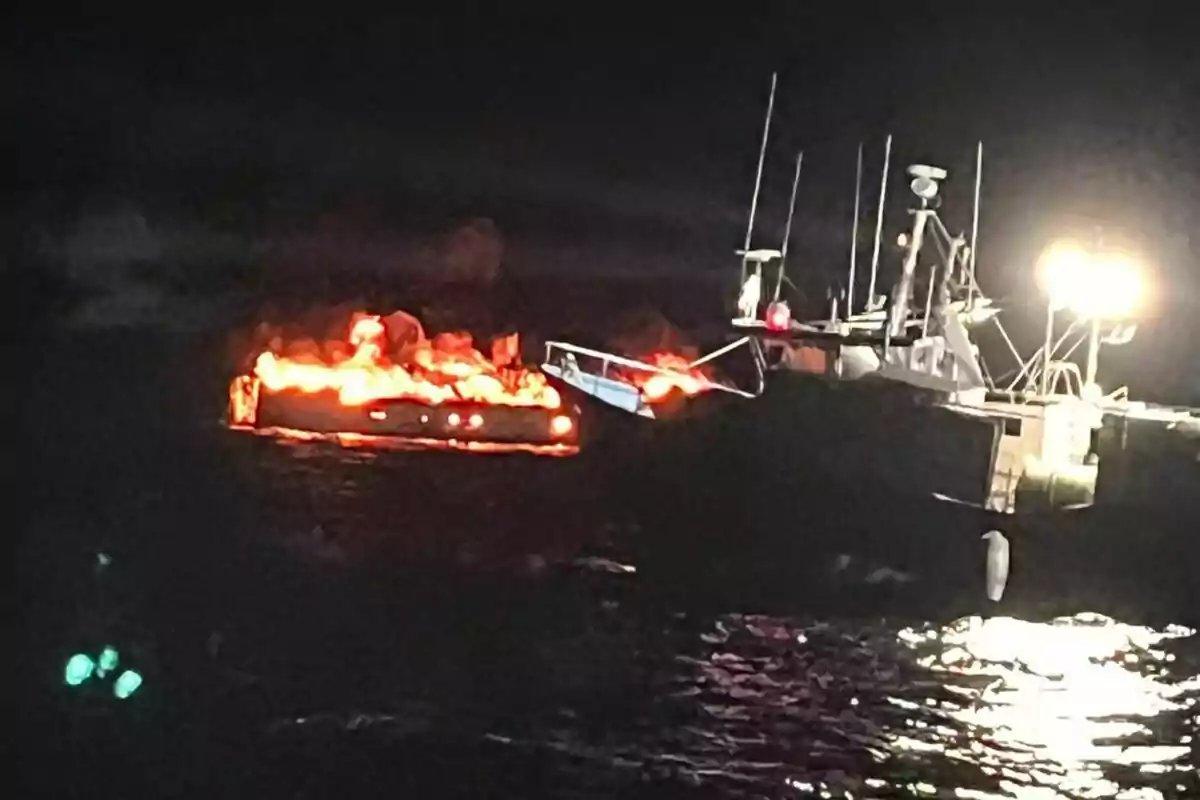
[230,424,580,456]
[892,613,1198,799]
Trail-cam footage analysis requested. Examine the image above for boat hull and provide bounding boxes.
[230,379,581,453]
[577,371,1200,623]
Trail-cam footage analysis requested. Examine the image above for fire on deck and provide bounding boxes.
[227,311,579,455]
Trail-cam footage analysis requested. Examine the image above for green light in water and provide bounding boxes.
[112,670,143,699]
[96,646,119,677]
[65,654,95,686]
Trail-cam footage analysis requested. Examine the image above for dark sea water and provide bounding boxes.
[15,331,1199,799]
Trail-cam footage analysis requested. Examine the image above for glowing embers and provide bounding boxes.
[228,311,580,454]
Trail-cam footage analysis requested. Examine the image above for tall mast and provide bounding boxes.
[867,134,892,311]
[774,150,804,302]
[968,140,983,307]
[741,72,777,284]
[889,163,944,337]
[846,142,863,314]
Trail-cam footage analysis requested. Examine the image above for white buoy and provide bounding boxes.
[982,529,1010,602]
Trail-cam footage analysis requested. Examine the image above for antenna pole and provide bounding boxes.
[968,141,983,308]
[1041,302,1054,395]
[774,150,803,302]
[847,142,863,314]
[741,72,777,283]
[867,134,892,312]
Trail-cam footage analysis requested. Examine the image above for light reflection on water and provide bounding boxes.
[234,437,1198,797]
[891,613,1198,799]
[462,610,1198,798]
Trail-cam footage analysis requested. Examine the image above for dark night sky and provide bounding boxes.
[10,5,1200,301]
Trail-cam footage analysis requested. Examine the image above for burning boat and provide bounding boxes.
[228,310,580,454]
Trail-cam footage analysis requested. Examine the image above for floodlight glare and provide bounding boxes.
[1038,241,1143,319]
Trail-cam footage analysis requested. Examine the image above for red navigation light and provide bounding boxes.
[765,301,791,331]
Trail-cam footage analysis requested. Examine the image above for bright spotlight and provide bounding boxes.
[1038,241,1089,311]
[1038,241,1143,319]
[1087,253,1143,318]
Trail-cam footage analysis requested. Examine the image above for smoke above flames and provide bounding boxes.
[33,203,511,331]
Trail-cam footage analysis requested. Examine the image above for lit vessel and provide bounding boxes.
[543,74,1199,619]
[228,311,580,455]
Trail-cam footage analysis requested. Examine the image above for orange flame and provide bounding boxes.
[250,312,561,409]
[623,352,711,403]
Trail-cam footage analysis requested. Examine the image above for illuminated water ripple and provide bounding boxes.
[473,612,1198,798]
[891,613,1199,799]
[235,427,1197,797]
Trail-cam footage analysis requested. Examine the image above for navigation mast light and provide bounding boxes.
[765,301,791,331]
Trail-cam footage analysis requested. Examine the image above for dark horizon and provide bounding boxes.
[10,6,1198,308]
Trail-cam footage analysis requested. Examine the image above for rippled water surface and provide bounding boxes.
[17,342,1200,798]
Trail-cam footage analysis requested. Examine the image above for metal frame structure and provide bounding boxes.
[540,74,1148,420]
[540,340,756,418]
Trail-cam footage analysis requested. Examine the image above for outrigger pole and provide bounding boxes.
[968,141,983,309]
[847,142,863,314]
[741,72,777,286]
[774,150,804,302]
[866,134,892,311]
